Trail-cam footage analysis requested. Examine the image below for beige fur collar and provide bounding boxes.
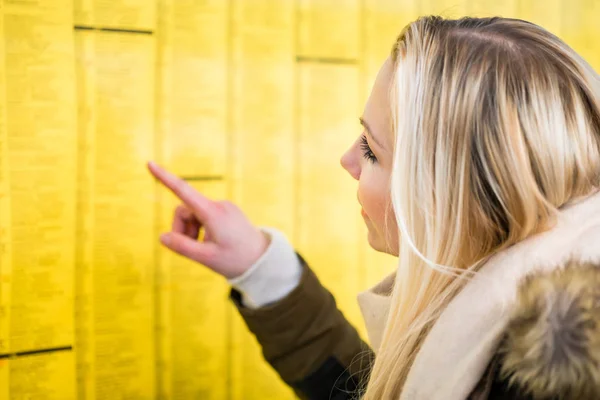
[357,190,600,399]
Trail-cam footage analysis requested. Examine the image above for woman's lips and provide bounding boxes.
[361,208,368,218]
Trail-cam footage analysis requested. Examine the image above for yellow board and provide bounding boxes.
[518,0,562,35]
[229,1,296,398]
[363,0,420,81]
[1,1,600,399]
[1,1,77,399]
[298,0,360,60]
[8,352,76,400]
[423,0,469,18]
[154,1,232,398]
[74,28,96,400]
[156,182,230,400]
[156,0,228,178]
[467,0,518,17]
[562,0,600,71]
[73,0,157,392]
[297,63,363,327]
[89,31,156,400]
[4,0,76,355]
[0,1,9,398]
[74,0,155,31]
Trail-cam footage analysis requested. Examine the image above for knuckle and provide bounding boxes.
[174,204,191,218]
[208,201,226,217]
[173,205,182,218]
[217,200,236,212]
[216,200,228,207]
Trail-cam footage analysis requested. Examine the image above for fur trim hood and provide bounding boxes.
[500,261,600,399]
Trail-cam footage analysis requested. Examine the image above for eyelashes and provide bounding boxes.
[360,135,377,163]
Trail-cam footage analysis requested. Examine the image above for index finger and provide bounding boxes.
[147,161,213,221]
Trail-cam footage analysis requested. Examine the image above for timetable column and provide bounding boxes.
[3,1,77,399]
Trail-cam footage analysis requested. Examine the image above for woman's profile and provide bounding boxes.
[148,16,600,399]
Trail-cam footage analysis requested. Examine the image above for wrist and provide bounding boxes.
[228,227,302,309]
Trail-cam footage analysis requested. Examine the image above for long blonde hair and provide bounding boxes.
[362,16,600,399]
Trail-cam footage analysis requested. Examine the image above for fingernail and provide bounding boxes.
[148,161,156,168]
[160,233,170,245]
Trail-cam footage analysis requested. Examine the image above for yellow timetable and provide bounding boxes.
[0,0,597,399]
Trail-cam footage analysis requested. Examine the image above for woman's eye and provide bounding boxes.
[360,135,377,163]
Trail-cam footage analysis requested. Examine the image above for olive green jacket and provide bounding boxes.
[231,257,529,399]
[231,191,600,399]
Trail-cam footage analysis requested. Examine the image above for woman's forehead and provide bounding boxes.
[363,58,394,149]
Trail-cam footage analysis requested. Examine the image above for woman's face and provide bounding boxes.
[341,58,399,255]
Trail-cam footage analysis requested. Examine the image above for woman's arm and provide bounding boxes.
[229,230,374,400]
[146,164,373,398]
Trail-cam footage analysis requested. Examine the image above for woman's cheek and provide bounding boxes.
[358,171,383,222]
[370,173,396,226]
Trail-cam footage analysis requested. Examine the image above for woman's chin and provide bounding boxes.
[366,229,384,252]
[366,228,398,256]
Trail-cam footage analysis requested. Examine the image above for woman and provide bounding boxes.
[148,16,600,399]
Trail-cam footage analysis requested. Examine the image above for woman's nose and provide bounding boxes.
[341,148,360,181]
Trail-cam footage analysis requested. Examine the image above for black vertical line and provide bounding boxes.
[225,0,234,399]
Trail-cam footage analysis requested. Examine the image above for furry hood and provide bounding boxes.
[500,261,600,399]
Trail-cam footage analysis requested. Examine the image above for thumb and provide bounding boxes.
[160,232,219,268]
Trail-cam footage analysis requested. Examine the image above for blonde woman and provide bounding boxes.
[148,16,600,400]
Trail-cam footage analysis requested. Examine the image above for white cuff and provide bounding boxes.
[228,227,302,309]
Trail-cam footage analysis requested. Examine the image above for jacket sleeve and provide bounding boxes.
[228,227,304,309]
[230,253,374,400]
